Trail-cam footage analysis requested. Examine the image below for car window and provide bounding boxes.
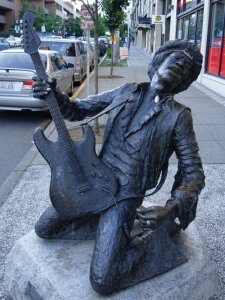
[77,42,84,55]
[0,52,47,70]
[40,41,76,57]
[51,55,62,71]
[57,54,68,68]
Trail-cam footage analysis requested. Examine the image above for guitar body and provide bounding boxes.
[34,125,117,219]
[23,12,117,220]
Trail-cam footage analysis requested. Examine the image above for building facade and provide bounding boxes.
[0,0,76,31]
[130,0,225,98]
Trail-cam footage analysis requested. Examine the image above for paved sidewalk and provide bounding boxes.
[1,46,225,299]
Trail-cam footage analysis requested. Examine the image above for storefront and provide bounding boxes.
[206,0,225,77]
[176,0,204,47]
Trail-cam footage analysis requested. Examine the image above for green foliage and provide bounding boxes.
[65,17,82,37]
[102,0,128,35]
[98,15,107,36]
[90,14,106,37]
[106,47,112,58]
[119,23,128,37]
[19,0,61,34]
[100,58,127,67]
[0,28,18,37]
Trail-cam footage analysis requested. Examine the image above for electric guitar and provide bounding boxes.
[23,12,117,219]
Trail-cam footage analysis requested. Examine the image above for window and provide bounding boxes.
[177,19,183,39]
[189,13,197,42]
[207,1,225,75]
[177,0,203,14]
[176,8,203,47]
[0,52,46,70]
[183,16,189,40]
[40,41,76,57]
[196,9,203,47]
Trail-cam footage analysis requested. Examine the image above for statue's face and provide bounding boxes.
[150,51,193,95]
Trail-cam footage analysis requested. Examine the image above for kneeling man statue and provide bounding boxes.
[33,40,205,295]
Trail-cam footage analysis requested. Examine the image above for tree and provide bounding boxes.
[65,17,83,37]
[90,14,106,37]
[19,0,61,34]
[119,23,128,39]
[102,0,128,76]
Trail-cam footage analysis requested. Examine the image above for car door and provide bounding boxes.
[50,54,72,94]
[77,42,87,77]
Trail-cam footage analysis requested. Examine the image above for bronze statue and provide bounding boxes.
[32,39,205,295]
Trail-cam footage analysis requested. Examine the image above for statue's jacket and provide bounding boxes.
[57,82,205,230]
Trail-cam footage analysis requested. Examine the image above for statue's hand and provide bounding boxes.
[137,205,175,230]
[32,76,57,99]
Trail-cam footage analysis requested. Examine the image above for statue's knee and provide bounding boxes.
[34,206,63,239]
[90,272,114,295]
[35,219,52,239]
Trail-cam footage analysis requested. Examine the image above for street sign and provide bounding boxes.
[138,17,152,25]
[81,4,94,29]
[81,20,95,30]
[152,15,165,24]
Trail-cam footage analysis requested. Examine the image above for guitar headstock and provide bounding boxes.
[23,12,41,55]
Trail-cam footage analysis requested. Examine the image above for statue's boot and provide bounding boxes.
[118,227,187,291]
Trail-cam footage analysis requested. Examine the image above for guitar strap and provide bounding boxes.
[80,88,137,125]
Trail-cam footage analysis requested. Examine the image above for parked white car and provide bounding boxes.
[6,36,22,47]
[0,48,74,111]
[82,41,94,71]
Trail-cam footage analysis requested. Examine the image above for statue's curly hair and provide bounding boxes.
[148,39,203,94]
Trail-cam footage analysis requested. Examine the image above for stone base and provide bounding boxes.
[5,223,217,300]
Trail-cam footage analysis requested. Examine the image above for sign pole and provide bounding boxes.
[86,27,90,97]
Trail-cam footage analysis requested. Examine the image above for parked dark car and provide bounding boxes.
[98,39,106,56]
[98,36,110,48]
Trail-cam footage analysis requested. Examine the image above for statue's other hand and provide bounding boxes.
[32,76,57,99]
[137,205,175,230]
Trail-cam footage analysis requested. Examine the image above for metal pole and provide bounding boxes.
[61,0,64,37]
[86,27,90,97]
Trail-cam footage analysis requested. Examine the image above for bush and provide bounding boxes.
[106,47,112,58]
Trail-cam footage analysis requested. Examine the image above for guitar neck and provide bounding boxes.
[31,52,72,150]
[31,52,90,191]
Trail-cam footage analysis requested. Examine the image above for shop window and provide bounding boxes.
[183,16,189,39]
[176,8,203,46]
[196,9,203,47]
[177,0,203,14]
[189,13,196,43]
[207,2,224,75]
[177,0,184,14]
[177,19,183,39]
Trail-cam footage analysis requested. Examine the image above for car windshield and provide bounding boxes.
[40,41,76,57]
[0,52,47,70]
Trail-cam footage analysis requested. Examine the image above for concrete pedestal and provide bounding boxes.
[5,223,217,300]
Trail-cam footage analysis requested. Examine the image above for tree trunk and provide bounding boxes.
[113,31,120,64]
[110,33,115,77]
[93,0,99,134]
